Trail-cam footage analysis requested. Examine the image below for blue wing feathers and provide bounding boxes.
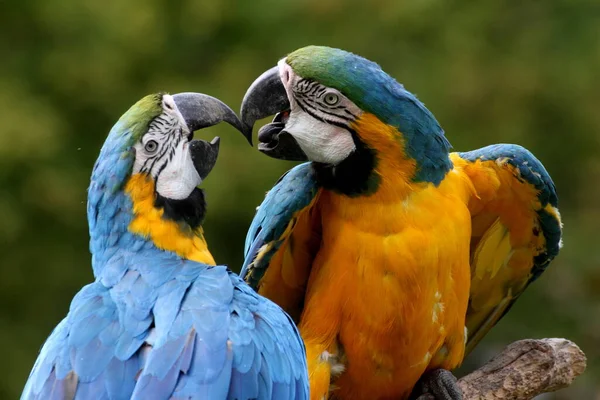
[532,207,563,281]
[25,153,309,399]
[241,163,319,287]
[23,257,308,400]
[24,109,308,399]
[244,162,318,256]
[105,357,138,400]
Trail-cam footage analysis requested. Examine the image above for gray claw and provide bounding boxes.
[412,369,462,400]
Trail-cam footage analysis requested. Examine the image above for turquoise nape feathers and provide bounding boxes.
[21,93,309,400]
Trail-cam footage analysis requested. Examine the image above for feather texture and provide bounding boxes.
[241,47,562,400]
[242,143,561,399]
[22,95,308,400]
[241,163,320,322]
[456,144,562,354]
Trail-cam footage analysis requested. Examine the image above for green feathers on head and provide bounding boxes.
[114,93,164,148]
[285,46,453,185]
[93,93,164,194]
[286,46,372,109]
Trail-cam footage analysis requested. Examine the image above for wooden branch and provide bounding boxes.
[418,338,587,400]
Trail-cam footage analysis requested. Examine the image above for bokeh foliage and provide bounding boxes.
[1,0,598,398]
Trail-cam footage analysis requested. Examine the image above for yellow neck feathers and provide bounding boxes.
[351,113,426,202]
[125,173,216,265]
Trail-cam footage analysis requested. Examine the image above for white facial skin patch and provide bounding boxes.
[278,60,363,165]
[132,95,202,200]
[153,139,201,200]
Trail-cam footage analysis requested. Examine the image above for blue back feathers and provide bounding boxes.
[22,96,309,400]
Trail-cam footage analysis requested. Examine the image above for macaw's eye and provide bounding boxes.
[324,92,340,106]
[145,140,158,154]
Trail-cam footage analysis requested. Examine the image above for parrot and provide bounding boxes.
[21,92,309,400]
[238,46,563,400]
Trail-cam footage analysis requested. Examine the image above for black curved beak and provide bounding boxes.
[240,66,289,138]
[189,137,220,181]
[172,92,246,180]
[172,92,248,142]
[239,66,308,161]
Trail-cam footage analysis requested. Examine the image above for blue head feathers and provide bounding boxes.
[287,46,453,184]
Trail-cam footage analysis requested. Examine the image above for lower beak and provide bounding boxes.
[256,112,308,161]
[172,92,246,180]
[190,137,220,181]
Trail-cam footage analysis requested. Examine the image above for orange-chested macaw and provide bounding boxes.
[238,46,563,400]
[21,92,309,400]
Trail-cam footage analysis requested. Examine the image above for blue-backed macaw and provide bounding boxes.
[21,92,309,400]
[238,46,563,400]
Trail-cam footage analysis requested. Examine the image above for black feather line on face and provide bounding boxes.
[139,111,209,230]
[145,139,171,175]
[295,98,329,124]
[293,80,356,122]
[295,97,354,129]
[141,113,182,176]
[154,158,169,181]
[315,86,327,97]
[299,96,355,122]
[292,80,380,195]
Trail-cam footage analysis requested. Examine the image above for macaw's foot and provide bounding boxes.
[410,369,462,400]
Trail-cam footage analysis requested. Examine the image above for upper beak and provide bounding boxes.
[239,66,290,141]
[172,92,250,144]
[171,92,246,181]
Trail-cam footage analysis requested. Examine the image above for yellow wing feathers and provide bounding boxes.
[453,146,562,355]
[472,218,513,282]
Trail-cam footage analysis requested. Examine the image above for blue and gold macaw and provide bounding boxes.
[22,93,309,400]
[239,46,563,400]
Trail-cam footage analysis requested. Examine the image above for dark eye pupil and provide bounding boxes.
[325,94,338,105]
[145,140,158,152]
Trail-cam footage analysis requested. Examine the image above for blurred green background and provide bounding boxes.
[2,0,598,398]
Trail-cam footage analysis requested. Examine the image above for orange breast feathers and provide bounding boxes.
[289,115,474,400]
[252,114,479,399]
[299,179,473,400]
